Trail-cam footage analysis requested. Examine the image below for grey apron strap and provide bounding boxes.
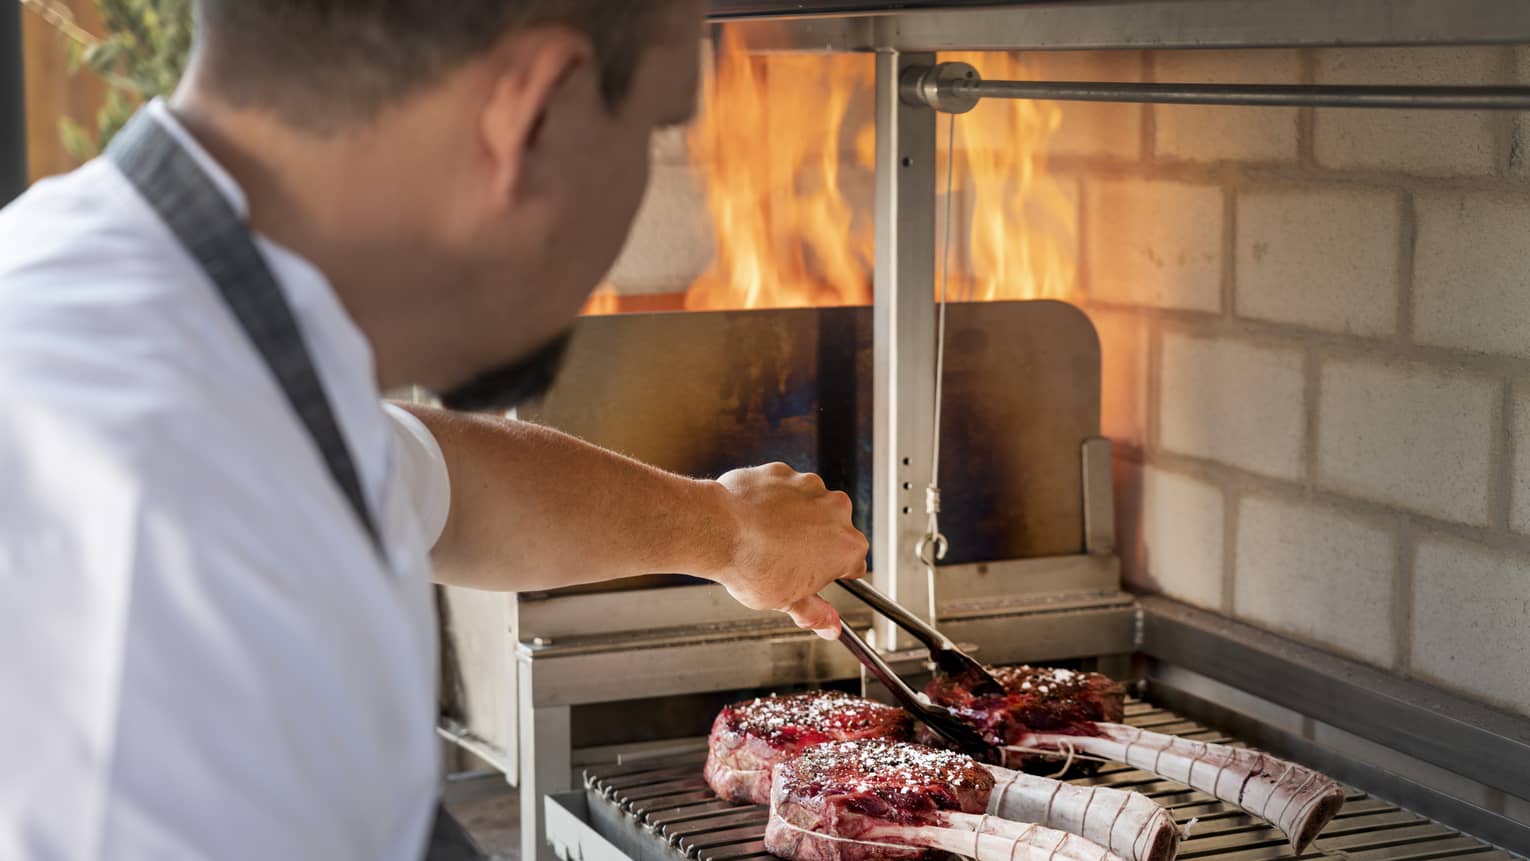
[107,109,485,860]
[106,111,383,556]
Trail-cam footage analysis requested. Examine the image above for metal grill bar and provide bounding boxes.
[580,699,1515,861]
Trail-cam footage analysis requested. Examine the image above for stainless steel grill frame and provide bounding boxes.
[548,698,1513,861]
[442,7,1530,861]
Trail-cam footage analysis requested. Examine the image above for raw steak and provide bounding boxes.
[704,690,914,804]
[765,739,1126,861]
[927,665,1345,852]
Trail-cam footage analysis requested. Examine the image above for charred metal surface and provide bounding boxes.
[520,300,1101,577]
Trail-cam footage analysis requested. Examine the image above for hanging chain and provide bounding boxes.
[915,112,959,577]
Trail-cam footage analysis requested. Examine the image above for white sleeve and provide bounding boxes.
[383,403,452,549]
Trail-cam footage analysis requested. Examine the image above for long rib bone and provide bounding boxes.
[764,739,1132,861]
[1017,724,1345,853]
[985,765,1181,861]
[768,805,1131,861]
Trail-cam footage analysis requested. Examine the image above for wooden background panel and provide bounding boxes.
[21,0,106,183]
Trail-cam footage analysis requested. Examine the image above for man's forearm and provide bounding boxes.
[402,404,737,592]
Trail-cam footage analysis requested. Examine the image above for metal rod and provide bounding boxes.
[1,1,27,206]
[961,80,1530,110]
[904,62,1530,112]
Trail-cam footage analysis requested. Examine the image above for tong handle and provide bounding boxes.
[837,624,990,755]
[836,578,955,653]
[837,625,923,706]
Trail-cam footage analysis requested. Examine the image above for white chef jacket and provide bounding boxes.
[0,100,454,860]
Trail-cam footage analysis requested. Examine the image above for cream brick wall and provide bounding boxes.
[1027,51,1145,161]
[1084,178,1223,311]
[1313,47,1501,176]
[1414,192,1530,358]
[1159,333,1306,479]
[1233,495,1398,667]
[1412,535,1530,716]
[1139,467,1226,610]
[1316,359,1498,526]
[1235,188,1401,337]
[1057,44,1530,716]
[1153,50,1302,164]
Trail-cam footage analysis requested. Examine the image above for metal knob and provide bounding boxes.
[900,61,982,114]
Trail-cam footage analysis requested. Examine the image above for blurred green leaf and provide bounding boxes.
[45,0,195,158]
[58,118,95,162]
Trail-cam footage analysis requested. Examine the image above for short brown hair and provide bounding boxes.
[194,1,667,130]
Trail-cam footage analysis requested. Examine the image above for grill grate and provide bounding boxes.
[580,700,1515,861]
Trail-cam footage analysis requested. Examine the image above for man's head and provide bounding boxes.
[184,1,706,408]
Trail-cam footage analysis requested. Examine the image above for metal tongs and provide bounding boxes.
[834,579,1006,755]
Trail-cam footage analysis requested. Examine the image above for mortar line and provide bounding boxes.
[1222,185,1237,319]
[1094,301,1530,383]
[1145,319,1163,459]
[1297,48,1317,169]
[1303,346,1321,492]
[1147,447,1530,558]
[1495,46,1518,176]
[1044,154,1530,194]
[1397,191,1417,346]
[1393,516,1416,676]
[1222,481,1240,617]
[1495,379,1515,533]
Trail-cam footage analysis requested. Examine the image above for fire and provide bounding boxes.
[943,52,1077,303]
[583,36,1076,313]
[683,28,875,310]
[580,282,620,316]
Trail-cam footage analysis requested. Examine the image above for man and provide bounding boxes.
[0,2,868,858]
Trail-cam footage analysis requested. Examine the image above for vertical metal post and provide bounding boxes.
[1,0,26,206]
[518,662,571,861]
[872,51,938,649]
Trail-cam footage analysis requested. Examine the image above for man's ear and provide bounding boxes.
[479,28,595,207]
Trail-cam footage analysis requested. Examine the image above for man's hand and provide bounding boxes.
[709,463,869,640]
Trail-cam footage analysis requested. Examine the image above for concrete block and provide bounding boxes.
[1236,187,1401,337]
[1412,535,1530,717]
[1154,50,1301,163]
[1160,333,1306,480]
[1085,179,1223,312]
[1140,466,1226,610]
[1234,495,1398,667]
[1024,51,1146,161]
[1317,359,1497,525]
[1087,308,1149,448]
[1415,192,1530,359]
[1314,47,1499,176]
[606,163,715,295]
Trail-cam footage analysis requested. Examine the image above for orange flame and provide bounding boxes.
[944,52,1077,303]
[580,282,620,316]
[942,53,1077,302]
[584,35,1076,314]
[684,29,874,310]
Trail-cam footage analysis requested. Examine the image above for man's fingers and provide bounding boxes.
[841,557,868,581]
[786,596,841,640]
